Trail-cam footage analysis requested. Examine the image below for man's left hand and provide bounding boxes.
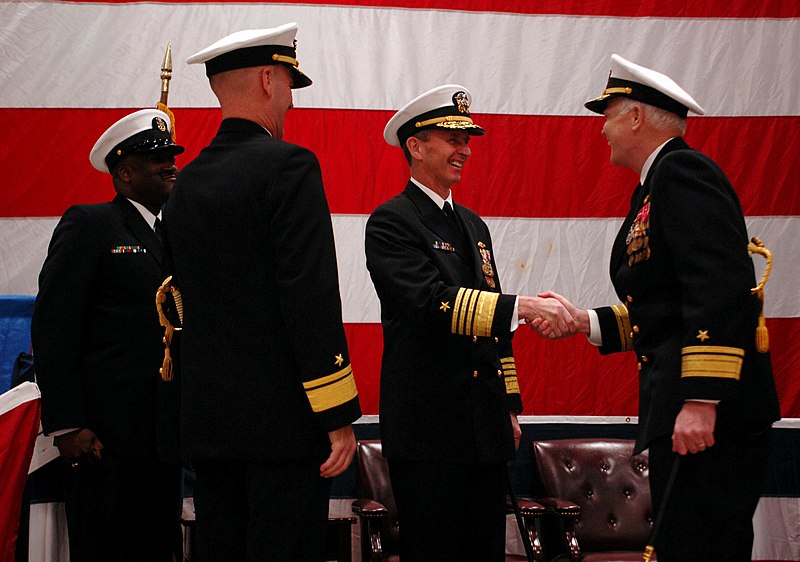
[672,401,716,455]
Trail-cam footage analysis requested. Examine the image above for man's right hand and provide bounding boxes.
[535,291,591,337]
[320,425,357,478]
[518,295,576,338]
[55,428,103,462]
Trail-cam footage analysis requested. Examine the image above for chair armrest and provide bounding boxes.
[351,498,389,518]
[513,498,548,518]
[535,497,581,562]
[536,496,581,516]
[507,498,548,561]
[352,499,388,561]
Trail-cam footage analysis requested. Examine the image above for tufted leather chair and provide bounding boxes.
[530,439,655,562]
[351,440,547,561]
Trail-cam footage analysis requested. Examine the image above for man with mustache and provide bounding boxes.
[31,108,185,561]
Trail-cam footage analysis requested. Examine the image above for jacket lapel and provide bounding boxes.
[113,195,162,266]
[454,206,489,287]
[406,182,471,263]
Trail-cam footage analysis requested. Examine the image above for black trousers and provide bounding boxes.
[192,457,331,562]
[648,422,772,562]
[387,458,507,562]
[61,455,183,562]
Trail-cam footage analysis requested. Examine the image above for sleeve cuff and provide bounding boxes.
[587,308,602,346]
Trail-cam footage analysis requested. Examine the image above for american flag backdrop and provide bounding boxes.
[1,1,799,559]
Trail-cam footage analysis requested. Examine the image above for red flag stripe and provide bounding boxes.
[347,318,800,417]
[1,108,797,218]
[53,0,800,18]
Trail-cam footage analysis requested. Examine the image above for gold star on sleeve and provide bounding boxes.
[440,301,450,312]
[334,354,344,367]
[696,330,710,342]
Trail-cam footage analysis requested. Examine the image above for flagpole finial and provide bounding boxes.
[160,42,173,105]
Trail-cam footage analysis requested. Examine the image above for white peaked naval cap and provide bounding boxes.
[89,109,184,174]
[187,22,312,88]
[585,54,705,117]
[384,84,486,147]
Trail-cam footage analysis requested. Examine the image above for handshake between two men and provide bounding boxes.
[518,291,588,339]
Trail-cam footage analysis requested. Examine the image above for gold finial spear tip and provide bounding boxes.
[160,42,173,98]
[161,42,173,74]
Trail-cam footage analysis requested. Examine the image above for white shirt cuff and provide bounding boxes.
[587,309,602,346]
[511,296,519,332]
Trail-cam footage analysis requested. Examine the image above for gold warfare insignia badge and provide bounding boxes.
[453,91,470,114]
[154,117,167,132]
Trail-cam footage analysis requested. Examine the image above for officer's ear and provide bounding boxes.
[261,65,278,97]
[630,103,643,130]
[114,161,131,183]
[405,136,423,161]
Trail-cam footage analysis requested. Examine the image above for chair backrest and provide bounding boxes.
[531,438,653,553]
[355,440,400,550]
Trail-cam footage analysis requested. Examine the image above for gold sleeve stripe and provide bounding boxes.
[501,357,519,394]
[611,304,633,352]
[681,346,744,381]
[501,357,517,375]
[302,365,358,413]
[452,287,470,334]
[452,287,499,336]
[504,374,520,395]
[462,289,479,334]
[473,290,499,337]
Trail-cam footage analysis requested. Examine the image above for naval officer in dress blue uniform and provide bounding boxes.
[542,54,781,561]
[365,84,574,561]
[162,23,362,562]
[32,109,185,562]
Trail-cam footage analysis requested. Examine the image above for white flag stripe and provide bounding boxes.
[6,215,797,319]
[2,2,799,116]
[751,497,800,560]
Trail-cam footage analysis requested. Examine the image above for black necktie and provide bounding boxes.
[442,201,456,222]
[442,201,464,238]
[154,217,162,242]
